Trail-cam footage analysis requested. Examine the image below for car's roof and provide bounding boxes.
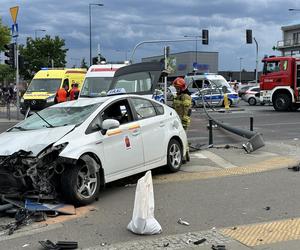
[50,94,156,108]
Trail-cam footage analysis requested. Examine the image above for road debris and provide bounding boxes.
[288,166,300,171]
[177,218,190,226]
[193,238,207,245]
[211,244,226,250]
[39,240,78,249]
[25,200,76,215]
[264,206,271,211]
[163,242,169,247]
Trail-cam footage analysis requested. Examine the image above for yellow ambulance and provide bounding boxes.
[20,68,86,114]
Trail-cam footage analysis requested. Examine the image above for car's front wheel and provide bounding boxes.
[166,139,182,172]
[61,155,101,205]
[248,97,257,106]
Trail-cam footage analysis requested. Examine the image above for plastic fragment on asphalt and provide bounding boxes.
[39,240,78,250]
[264,206,271,211]
[193,238,207,245]
[178,218,190,226]
[211,244,226,250]
[163,242,169,247]
[288,166,300,171]
[22,244,30,248]
[25,200,76,215]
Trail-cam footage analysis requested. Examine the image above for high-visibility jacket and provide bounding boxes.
[173,93,192,130]
[70,87,80,100]
[56,88,68,103]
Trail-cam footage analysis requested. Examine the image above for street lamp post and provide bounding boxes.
[34,29,46,39]
[89,3,103,67]
[239,57,243,83]
[184,35,201,66]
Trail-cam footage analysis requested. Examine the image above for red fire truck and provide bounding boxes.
[260,56,300,111]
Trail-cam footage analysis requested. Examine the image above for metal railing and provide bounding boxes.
[277,39,300,48]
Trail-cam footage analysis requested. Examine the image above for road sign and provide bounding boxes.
[10,6,19,24]
[11,23,18,37]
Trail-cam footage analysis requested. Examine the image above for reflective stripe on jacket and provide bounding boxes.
[173,93,192,129]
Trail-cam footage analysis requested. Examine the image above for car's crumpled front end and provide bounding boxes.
[0,142,69,199]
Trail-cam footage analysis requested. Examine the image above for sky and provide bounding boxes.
[0,0,299,71]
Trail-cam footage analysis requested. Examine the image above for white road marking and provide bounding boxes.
[200,150,237,169]
[190,152,207,159]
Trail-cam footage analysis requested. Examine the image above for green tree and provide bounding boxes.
[19,35,68,80]
[0,64,15,84]
[80,58,88,69]
[0,18,11,51]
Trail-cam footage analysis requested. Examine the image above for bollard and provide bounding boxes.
[224,94,230,112]
[209,119,213,145]
[250,117,253,131]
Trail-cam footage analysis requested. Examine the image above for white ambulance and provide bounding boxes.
[80,63,128,98]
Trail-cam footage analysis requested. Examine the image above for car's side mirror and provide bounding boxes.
[101,119,120,135]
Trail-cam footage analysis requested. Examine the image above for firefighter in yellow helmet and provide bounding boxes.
[172,77,192,130]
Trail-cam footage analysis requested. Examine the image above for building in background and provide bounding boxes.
[142,51,218,80]
[277,24,300,56]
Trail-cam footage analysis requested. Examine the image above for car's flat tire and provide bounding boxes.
[166,139,182,172]
[61,156,101,206]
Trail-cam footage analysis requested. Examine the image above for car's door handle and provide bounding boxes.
[159,121,165,127]
[132,129,140,136]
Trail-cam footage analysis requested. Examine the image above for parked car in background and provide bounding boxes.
[238,85,253,98]
[242,86,264,106]
[191,87,239,107]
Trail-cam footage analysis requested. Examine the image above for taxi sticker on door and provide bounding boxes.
[124,136,131,150]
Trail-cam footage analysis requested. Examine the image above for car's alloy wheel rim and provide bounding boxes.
[77,165,98,199]
[169,143,181,169]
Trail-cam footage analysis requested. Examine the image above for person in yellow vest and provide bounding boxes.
[172,77,192,130]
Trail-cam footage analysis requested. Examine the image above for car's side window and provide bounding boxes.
[101,99,133,125]
[152,101,164,115]
[131,98,156,120]
[85,114,102,135]
[85,99,133,135]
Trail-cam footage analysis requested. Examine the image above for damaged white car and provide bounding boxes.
[0,94,188,205]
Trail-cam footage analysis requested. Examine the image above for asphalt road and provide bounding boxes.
[1,168,300,249]
[1,101,300,249]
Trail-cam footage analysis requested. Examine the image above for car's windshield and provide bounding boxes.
[209,79,230,89]
[27,79,62,93]
[80,77,112,97]
[10,103,101,131]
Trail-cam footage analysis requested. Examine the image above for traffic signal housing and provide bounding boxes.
[4,43,16,68]
[246,29,252,44]
[202,29,209,45]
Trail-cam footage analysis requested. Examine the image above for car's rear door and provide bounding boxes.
[129,97,167,167]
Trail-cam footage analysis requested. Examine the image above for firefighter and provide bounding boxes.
[70,83,80,100]
[172,77,192,130]
[55,84,69,103]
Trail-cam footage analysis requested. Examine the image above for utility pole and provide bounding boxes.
[239,57,243,83]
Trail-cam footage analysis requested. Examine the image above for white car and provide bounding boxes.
[0,94,188,205]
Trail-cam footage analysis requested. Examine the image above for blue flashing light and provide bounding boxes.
[41,67,49,70]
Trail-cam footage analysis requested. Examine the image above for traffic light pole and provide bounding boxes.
[253,37,258,84]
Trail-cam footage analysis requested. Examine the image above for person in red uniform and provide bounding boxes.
[69,83,80,101]
[55,84,69,103]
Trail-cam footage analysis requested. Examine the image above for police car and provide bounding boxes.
[0,64,188,205]
[191,87,239,107]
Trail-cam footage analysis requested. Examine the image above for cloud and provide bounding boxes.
[0,0,297,70]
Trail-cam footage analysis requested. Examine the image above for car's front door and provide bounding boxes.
[130,97,166,166]
[100,98,144,179]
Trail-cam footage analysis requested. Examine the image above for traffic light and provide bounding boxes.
[202,29,209,45]
[4,43,16,68]
[246,29,252,44]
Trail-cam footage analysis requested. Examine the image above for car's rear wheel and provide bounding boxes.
[166,139,182,172]
[61,155,101,205]
[248,97,257,106]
